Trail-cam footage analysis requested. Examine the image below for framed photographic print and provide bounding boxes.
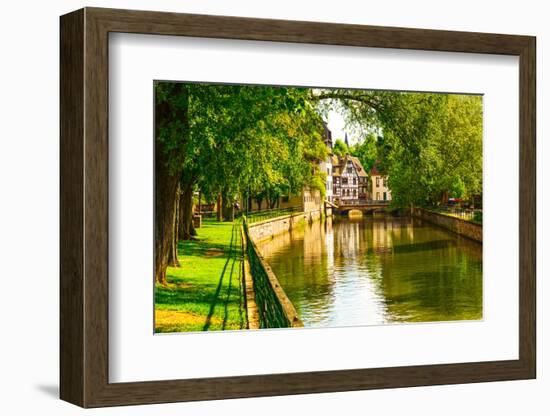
[60,7,536,408]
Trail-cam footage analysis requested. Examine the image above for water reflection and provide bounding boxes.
[256,216,482,328]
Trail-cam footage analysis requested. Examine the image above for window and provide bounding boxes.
[353,178,357,185]
[342,177,348,185]
[327,168,330,175]
[376,177,380,187]
[353,189,356,197]
[383,177,387,187]
[347,167,353,174]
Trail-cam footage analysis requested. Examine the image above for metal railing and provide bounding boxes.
[244,206,302,224]
[337,199,390,206]
[242,220,303,329]
[431,206,481,222]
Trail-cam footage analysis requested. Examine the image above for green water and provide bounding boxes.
[256,216,482,328]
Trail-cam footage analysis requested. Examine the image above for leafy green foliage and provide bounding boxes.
[382,93,482,207]
[332,139,349,157]
[155,82,328,207]
[155,82,483,211]
[349,133,378,172]
[325,90,483,208]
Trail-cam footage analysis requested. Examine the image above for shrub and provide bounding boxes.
[473,211,482,224]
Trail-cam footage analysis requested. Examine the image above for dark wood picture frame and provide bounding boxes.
[60,7,536,408]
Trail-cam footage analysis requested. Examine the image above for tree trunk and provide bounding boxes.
[154,152,180,285]
[168,185,180,267]
[154,84,188,285]
[216,193,222,222]
[441,190,449,205]
[221,193,234,222]
[179,180,197,240]
[197,191,202,215]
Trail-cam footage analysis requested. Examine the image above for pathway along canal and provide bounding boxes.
[256,216,482,328]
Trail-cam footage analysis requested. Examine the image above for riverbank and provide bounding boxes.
[412,207,482,243]
[154,220,246,332]
[246,209,323,243]
[257,215,483,327]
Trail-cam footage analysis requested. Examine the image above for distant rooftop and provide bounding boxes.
[370,161,387,176]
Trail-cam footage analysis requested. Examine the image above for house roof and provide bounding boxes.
[330,154,368,178]
[370,161,387,176]
[348,156,368,177]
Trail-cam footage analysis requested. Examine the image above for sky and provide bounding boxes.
[325,109,359,146]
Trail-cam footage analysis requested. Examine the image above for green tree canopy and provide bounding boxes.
[332,139,349,157]
[314,89,483,208]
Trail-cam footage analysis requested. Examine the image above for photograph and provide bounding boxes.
[154,81,483,333]
[50,3,538,410]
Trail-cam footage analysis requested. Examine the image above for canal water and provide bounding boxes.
[256,216,482,328]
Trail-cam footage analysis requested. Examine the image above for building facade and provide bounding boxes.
[269,125,390,211]
[331,154,369,203]
[370,164,392,201]
[320,124,334,203]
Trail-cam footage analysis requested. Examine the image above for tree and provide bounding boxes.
[375,93,482,207]
[350,132,378,172]
[332,138,349,157]
[155,83,329,283]
[154,83,189,284]
[155,83,483,287]
[315,89,482,208]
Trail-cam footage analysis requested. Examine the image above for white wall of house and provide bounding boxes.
[339,159,360,200]
[320,158,333,202]
[372,175,392,201]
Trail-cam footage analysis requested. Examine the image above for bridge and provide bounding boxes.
[332,199,391,214]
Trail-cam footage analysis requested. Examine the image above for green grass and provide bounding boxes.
[155,219,246,333]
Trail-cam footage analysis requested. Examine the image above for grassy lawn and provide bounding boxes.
[155,219,246,333]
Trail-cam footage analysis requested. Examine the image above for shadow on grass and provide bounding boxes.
[177,240,233,258]
[222,230,241,330]
[156,221,246,332]
[203,222,237,330]
[155,283,220,306]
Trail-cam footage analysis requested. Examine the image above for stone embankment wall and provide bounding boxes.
[413,208,482,243]
[246,210,322,243]
[243,214,310,329]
